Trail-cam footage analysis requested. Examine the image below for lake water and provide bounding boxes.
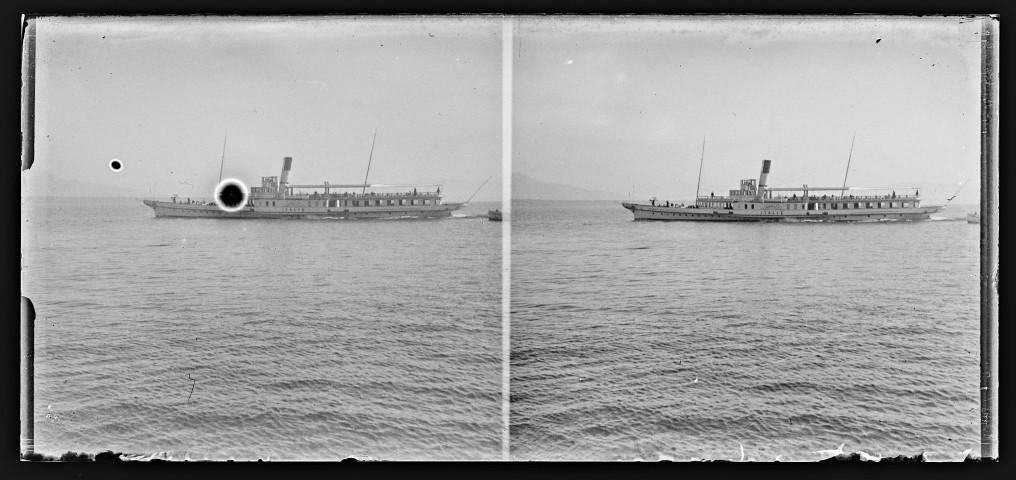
[20,196,984,461]
[21,197,503,461]
[509,200,981,461]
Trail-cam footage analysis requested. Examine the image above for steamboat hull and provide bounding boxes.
[622,202,941,222]
[143,200,463,219]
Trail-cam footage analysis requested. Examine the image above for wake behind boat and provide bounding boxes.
[143,156,463,219]
[622,159,943,222]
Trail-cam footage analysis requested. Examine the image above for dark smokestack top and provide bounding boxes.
[283,157,293,171]
[761,159,771,174]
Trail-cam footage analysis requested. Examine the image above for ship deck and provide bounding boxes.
[622,201,942,222]
[143,199,463,219]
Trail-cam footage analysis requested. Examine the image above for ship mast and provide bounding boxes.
[362,127,378,194]
[217,132,228,184]
[840,132,855,197]
[694,136,705,203]
[465,176,494,205]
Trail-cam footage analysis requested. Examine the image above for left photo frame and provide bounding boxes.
[20,15,505,461]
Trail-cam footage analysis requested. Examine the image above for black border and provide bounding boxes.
[9,1,1009,478]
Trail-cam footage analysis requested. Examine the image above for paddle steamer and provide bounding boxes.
[143,156,463,219]
[622,159,942,222]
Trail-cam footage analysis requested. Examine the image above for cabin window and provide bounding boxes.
[750,204,754,209]
[890,202,897,208]
[376,199,383,206]
[424,199,431,205]
[854,203,860,209]
[903,202,910,208]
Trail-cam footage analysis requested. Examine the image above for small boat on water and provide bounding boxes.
[967,212,980,224]
[488,209,502,221]
[142,156,463,219]
[623,159,944,222]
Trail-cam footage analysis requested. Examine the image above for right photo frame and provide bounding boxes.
[507,15,997,462]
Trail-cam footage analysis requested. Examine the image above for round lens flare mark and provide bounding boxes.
[109,159,123,171]
[214,178,248,213]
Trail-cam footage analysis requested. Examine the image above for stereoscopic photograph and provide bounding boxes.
[20,13,996,464]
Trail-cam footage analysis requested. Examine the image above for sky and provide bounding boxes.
[25,16,504,202]
[23,16,988,205]
[512,16,985,204]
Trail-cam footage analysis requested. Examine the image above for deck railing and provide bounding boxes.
[695,193,918,203]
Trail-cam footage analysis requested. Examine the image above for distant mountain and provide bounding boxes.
[512,173,623,201]
[22,171,153,198]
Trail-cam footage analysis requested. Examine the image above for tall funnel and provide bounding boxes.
[757,160,771,199]
[279,157,293,197]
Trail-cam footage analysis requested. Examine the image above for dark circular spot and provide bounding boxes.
[218,183,244,208]
[110,160,122,171]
